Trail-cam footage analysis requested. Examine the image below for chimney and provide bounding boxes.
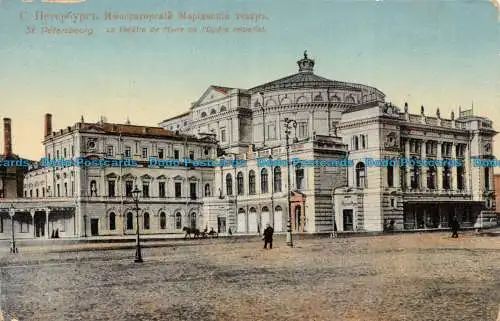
[3,118,12,157]
[44,113,52,137]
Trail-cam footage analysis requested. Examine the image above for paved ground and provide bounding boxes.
[0,233,499,321]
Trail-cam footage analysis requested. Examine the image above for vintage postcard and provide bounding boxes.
[0,0,499,320]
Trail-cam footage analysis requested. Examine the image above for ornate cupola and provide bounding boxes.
[297,50,315,73]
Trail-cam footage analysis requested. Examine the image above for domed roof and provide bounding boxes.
[248,51,385,99]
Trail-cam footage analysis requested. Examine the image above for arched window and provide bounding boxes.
[249,170,256,195]
[273,167,282,192]
[226,173,233,195]
[204,183,211,197]
[237,172,244,195]
[427,166,436,189]
[175,212,182,229]
[261,168,268,193]
[160,212,166,229]
[201,112,207,118]
[143,212,150,230]
[210,109,216,115]
[346,95,355,104]
[126,212,133,230]
[443,165,451,190]
[220,106,227,112]
[190,212,196,229]
[109,212,116,231]
[355,162,366,188]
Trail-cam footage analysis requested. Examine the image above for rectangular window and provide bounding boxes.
[267,123,276,140]
[57,184,60,197]
[190,182,197,200]
[159,182,166,198]
[107,145,114,157]
[71,145,75,157]
[390,198,395,208]
[63,148,67,158]
[142,147,148,159]
[298,122,308,138]
[296,169,305,190]
[125,146,132,158]
[175,182,182,198]
[174,149,180,160]
[142,183,149,198]
[42,187,45,197]
[221,129,227,143]
[36,189,39,198]
[158,148,164,159]
[0,216,3,233]
[125,181,133,197]
[108,180,115,197]
[64,182,68,196]
[189,151,195,160]
[56,150,60,159]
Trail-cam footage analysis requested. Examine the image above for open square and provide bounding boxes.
[1,233,499,321]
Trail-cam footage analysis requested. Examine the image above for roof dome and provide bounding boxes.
[248,52,385,101]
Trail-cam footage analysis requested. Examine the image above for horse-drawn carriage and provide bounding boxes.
[183,227,218,239]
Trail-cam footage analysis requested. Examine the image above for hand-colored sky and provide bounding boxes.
[0,0,498,160]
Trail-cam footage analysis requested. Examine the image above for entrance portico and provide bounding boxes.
[0,199,77,239]
[403,201,482,230]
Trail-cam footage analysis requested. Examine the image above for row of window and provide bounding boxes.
[102,180,208,199]
[106,146,210,160]
[352,135,368,150]
[405,139,466,158]
[354,161,484,191]
[200,106,227,118]
[25,181,74,198]
[110,212,196,231]
[224,167,304,196]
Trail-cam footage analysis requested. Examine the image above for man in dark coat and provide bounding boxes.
[263,223,274,249]
[450,216,459,238]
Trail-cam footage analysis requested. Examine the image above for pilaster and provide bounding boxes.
[437,143,443,191]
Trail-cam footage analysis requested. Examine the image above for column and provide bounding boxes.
[451,143,457,191]
[405,139,411,189]
[45,209,50,239]
[437,143,443,191]
[421,140,426,190]
[30,209,35,238]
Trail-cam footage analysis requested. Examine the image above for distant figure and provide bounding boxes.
[450,216,460,238]
[228,227,232,236]
[263,223,274,249]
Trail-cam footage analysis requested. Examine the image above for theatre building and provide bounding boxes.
[0,114,217,239]
[161,52,497,233]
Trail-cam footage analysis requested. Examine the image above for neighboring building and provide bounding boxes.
[495,174,500,215]
[161,52,498,233]
[0,114,217,239]
[0,118,30,199]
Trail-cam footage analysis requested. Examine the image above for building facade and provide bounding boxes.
[1,52,497,239]
[161,52,498,234]
[0,114,218,239]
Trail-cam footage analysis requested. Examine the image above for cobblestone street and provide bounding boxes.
[1,233,499,321]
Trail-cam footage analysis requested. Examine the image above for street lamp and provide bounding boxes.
[284,117,297,247]
[131,185,143,263]
[9,204,17,254]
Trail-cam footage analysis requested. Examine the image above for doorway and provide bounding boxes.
[343,209,354,231]
[90,219,99,236]
[217,217,226,233]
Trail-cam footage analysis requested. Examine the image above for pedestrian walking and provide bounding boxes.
[263,223,274,249]
[450,216,460,238]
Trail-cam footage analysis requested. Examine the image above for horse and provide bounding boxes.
[183,227,201,239]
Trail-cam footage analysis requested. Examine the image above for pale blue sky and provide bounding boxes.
[0,0,498,159]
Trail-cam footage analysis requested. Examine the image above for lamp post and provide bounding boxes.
[284,118,297,247]
[131,185,143,263]
[9,204,17,254]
